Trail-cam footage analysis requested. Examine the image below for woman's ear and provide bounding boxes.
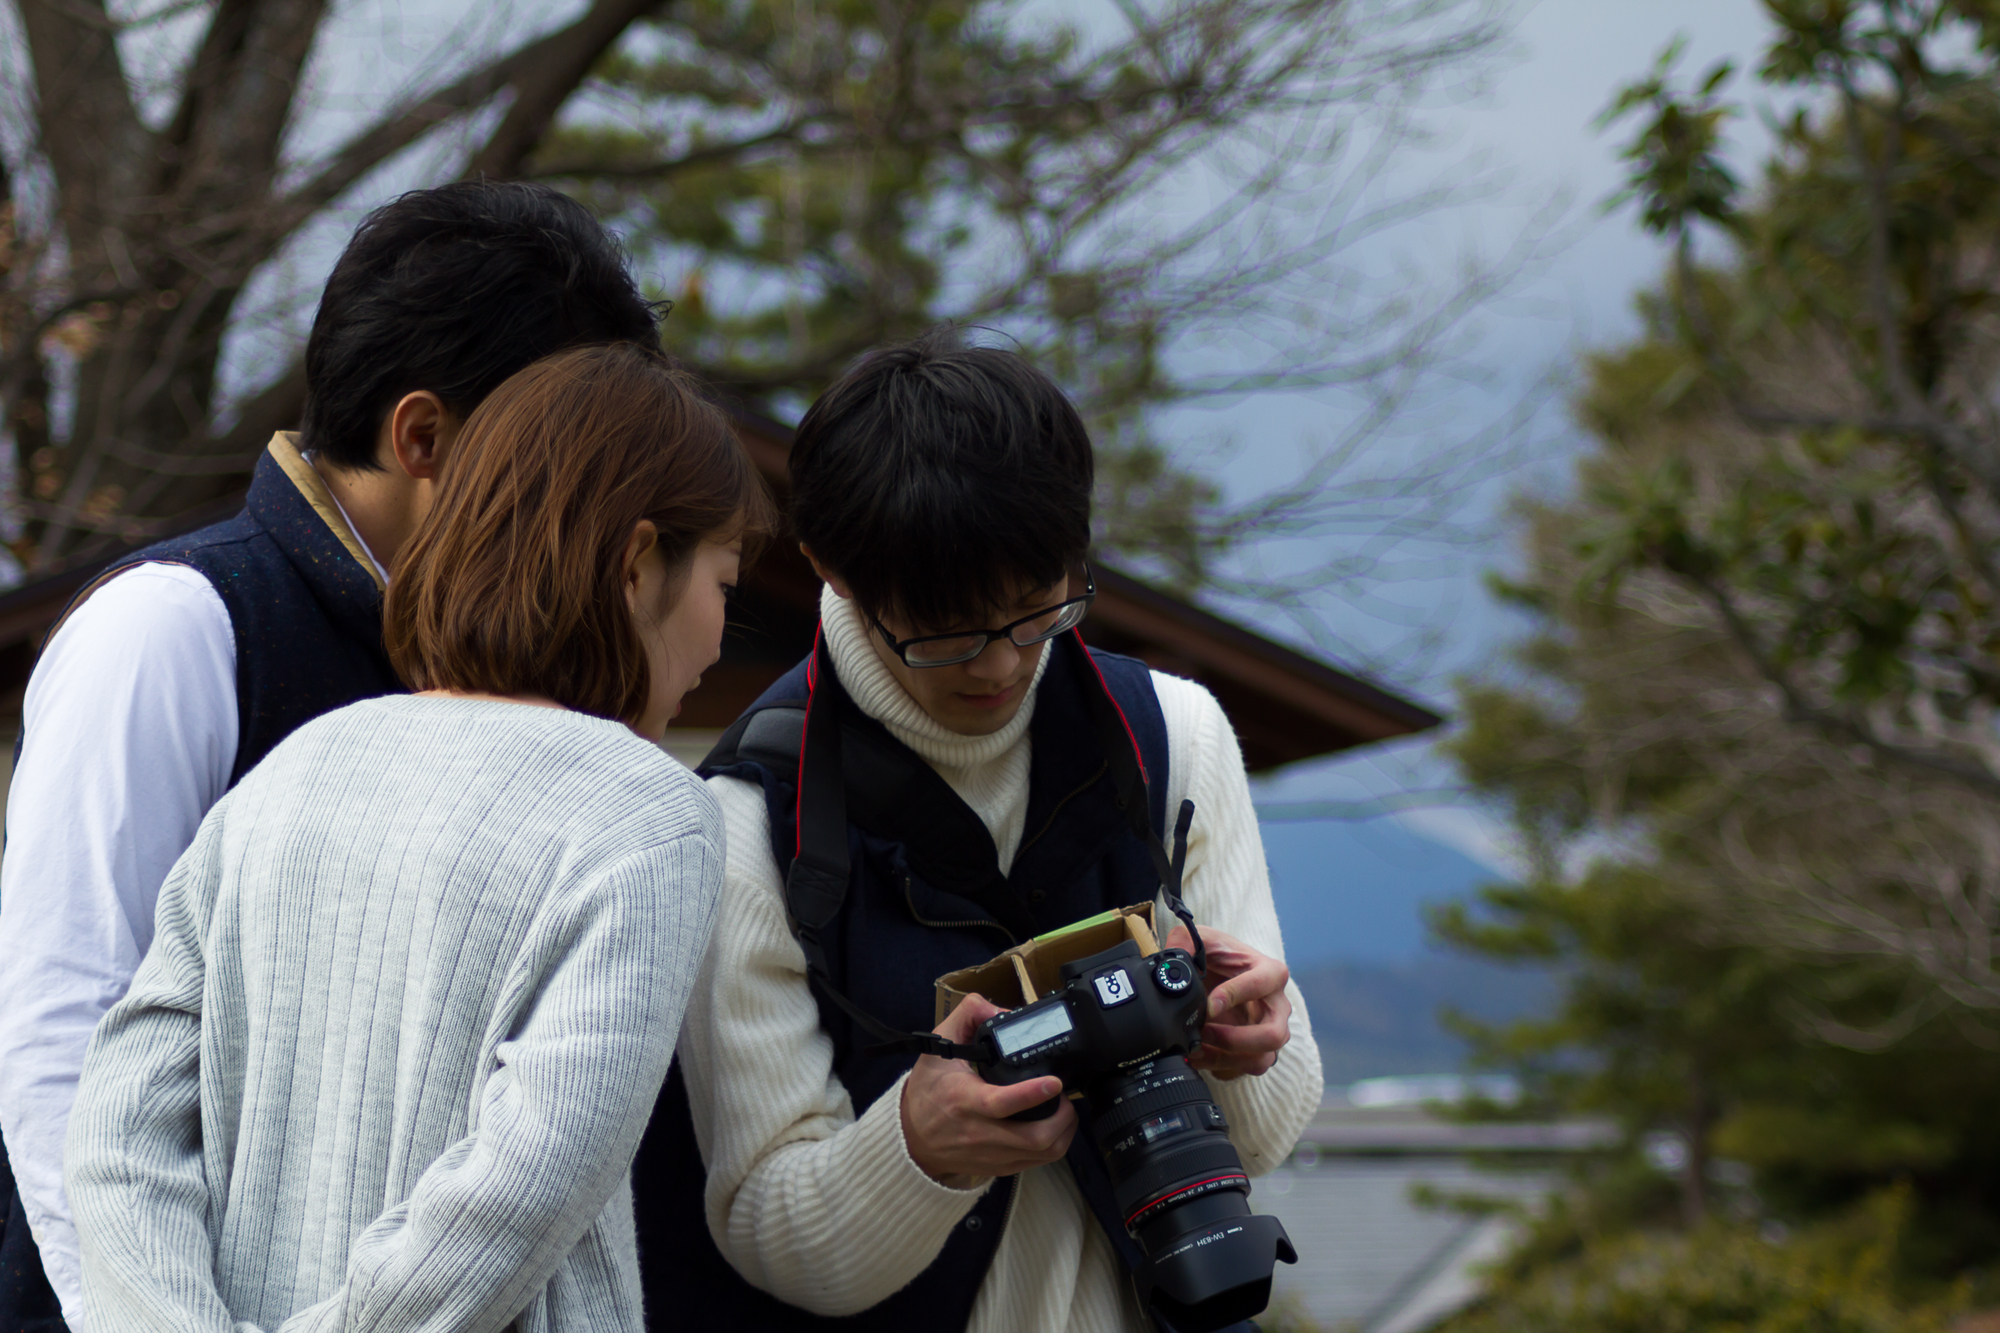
[624,520,661,615]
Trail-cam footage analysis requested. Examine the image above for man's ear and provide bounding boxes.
[800,543,853,599]
[381,391,459,480]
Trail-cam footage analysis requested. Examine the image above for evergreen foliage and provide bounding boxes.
[1439,2,2000,1323]
[1443,1189,1962,1333]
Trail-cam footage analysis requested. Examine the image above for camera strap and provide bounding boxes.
[783,627,1205,1062]
[1077,645,1205,975]
[786,629,989,1062]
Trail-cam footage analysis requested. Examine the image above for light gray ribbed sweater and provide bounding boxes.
[65,695,723,1333]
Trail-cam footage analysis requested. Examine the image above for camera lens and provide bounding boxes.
[1086,1054,1295,1333]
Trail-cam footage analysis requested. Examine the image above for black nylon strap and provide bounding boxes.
[1162,798,1203,975]
[785,635,984,1062]
[1078,645,1205,973]
[803,947,983,1061]
[787,635,850,932]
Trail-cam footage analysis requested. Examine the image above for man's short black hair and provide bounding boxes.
[300,180,661,470]
[790,332,1094,629]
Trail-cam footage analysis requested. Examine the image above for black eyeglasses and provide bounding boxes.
[870,568,1096,667]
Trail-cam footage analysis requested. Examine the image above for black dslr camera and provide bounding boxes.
[973,938,1296,1333]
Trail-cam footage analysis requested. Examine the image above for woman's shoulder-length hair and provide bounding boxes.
[385,342,773,726]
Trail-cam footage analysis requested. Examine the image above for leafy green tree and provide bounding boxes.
[1440,1188,1963,1333]
[1439,486,2000,1279]
[1431,863,1799,1229]
[1477,0,2000,1015]
[1433,1,2000,1293]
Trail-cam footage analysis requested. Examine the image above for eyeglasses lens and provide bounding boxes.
[899,597,1090,667]
[905,634,987,666]
[1009,600,1087,647]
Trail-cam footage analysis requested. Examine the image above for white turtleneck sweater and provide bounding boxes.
[676,586,1321,1331]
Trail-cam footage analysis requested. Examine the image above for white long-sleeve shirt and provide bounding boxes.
[0,435,387,1328]
[0,563,238,1325]
[677,586,1322,1331]
[65,695,724,1333]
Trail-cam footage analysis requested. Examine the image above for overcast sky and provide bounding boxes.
[1228,0,1794,868]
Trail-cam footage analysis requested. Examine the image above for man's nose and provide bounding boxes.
[966,636,1021,681]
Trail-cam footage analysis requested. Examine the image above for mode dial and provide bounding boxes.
[1153,955,1196,994]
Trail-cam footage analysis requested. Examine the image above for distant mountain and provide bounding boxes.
[1262,815,1501,967]
[1293,954,1557,1087]
[1254,815,1554,1087]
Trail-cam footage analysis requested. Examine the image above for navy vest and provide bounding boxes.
[40,443,404,785]
[632,632,1172,1332]
[82,444,405,784]
[0,442,404,1331]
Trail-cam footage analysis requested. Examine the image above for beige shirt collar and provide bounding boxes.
[265,432,388,591]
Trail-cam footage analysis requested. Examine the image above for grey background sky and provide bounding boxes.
[1222,0,1793,871]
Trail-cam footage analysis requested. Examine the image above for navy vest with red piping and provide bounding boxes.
[630,629,1176,1332]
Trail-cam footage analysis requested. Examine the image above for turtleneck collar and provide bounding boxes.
[820,584,1051,773]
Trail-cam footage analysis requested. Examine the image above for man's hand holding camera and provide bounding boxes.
[900,925,1292,1185]
[902,995,1078,1186]
[1165,924,1291,1080]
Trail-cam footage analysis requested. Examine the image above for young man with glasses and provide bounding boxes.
[635,335,1321,1332]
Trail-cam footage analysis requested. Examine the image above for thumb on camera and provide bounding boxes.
[936,993,1006,1043]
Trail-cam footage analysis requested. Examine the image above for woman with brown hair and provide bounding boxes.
[64,343,769,1333]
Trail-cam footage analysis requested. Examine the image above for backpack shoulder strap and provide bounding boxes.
[701,701,808,774]
[1073,636,1204,971]
[784,631,984,1062]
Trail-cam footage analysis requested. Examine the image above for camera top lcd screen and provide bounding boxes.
[995,1003,1074,1056]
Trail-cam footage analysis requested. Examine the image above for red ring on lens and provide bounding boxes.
[1125,1173,1250,1230]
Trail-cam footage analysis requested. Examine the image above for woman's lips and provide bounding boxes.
[958,683,1019,711]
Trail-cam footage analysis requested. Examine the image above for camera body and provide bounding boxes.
[971,938,1296,1333]
[973,939,1205,1106]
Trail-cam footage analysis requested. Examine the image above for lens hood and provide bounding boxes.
[1134,1212,1297,1333]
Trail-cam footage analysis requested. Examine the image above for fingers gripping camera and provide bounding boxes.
[971,940,1296,1333]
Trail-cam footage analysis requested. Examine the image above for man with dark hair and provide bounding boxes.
[0,179,660,1331]
[636,335,1320,1331]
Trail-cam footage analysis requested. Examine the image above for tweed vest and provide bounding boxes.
[49,434,403,786]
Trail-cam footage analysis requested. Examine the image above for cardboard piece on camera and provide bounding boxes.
[934,901,1160,1027]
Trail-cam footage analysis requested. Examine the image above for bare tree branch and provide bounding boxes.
[266,0,660,254]
[17,0,151,278]
[465,0,667,180]
[1686,567,2000,798]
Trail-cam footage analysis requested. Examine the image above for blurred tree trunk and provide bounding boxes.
[1,0,660,570]
[2,0,1512,612]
